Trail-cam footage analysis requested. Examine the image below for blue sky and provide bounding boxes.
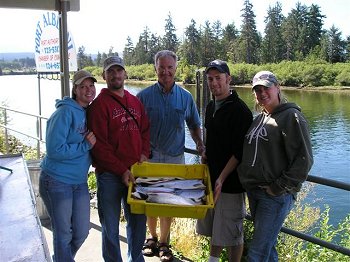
[0,0,349,54]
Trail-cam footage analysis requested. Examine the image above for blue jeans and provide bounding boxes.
[39,171,90,262]
[247,189,294,262]
[149,150,185,164]
[96,172,146,262]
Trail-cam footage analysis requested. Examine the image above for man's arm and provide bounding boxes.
[189,127,205,155]
[214,155,239,203]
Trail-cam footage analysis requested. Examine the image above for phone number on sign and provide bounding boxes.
[45,62,60,70]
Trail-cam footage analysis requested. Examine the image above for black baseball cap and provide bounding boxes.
[205,59,230,75]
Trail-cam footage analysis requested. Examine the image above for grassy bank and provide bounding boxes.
[83,60,350,88]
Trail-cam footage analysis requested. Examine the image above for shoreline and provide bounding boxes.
[2,73,350,92]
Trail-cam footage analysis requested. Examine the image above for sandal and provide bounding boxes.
[158,242,174,262]
[142,237,158,257]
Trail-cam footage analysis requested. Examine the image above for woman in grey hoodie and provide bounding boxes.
[237,71,313,262]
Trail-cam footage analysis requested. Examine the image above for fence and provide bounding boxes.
[0,105,48,158]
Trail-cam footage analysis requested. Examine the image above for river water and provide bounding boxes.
[1,75,349,227]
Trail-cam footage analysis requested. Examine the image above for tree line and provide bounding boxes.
[78,0,350,69]
[0,57,36,75]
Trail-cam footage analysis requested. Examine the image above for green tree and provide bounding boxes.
[281,2,308,60]
[162,12,179,52]
[305,4,326,54]
[211,20,224,59]
[179,19,201,66]
[133,27,152,65]
[345,35,350,62]
[77,46,94,69]
[221,22,238,62]
[318,33,330,61]
[18,57,36,68]
[107,46,118,57]
[327,25,346,63]
[261,2,285,63]
[199,21,217,66]
[148,33,162,63]
[95,52,102,67]
[236,0,260,64]
[101,52,108,63]
[123,36,135,65]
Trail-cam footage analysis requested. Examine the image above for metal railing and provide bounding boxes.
[1,105,349,257]
[0,105,48,159]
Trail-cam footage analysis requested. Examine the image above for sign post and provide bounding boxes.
[59,0,71,98]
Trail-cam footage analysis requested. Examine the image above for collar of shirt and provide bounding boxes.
[156,81,175,94]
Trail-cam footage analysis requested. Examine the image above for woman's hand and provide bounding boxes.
[85,131,96,147]
[260,185,277,196]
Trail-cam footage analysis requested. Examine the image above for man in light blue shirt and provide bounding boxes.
[137,50,204,262]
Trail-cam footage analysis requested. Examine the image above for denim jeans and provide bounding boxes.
[96,172,146,262]
[39,171,90,262]
[247,189,294,262]
[149,150,185,164]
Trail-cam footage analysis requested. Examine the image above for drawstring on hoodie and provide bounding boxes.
[247,113,271,166]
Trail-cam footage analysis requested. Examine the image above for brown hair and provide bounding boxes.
[71,85,77,100]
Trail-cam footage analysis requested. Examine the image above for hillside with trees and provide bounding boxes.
[77,1,350,67]
[2,1,350,86]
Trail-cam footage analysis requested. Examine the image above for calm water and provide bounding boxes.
[1,75,349,227]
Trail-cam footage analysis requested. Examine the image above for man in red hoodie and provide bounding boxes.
[87,56,150,262]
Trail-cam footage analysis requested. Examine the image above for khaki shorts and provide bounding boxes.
[196,192,246,246]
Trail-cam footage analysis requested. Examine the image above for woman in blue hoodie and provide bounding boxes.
[39,70,97,262]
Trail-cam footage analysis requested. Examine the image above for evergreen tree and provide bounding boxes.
[200,21,217,66]
[162,12,179,52]
[305,4,325,53]
[327,25,346,63]
[261,2,285,63]
[179,19,201,66]
[222,22,238,62]
[281,2,308,60]
[107,46,118,57]
[149,33,162,63]
[345,36,350,62]
[77,46,94,69]
[212,20,224,59]
[236,0,260,64]
[123,36,135,65]
[133,27,152,65]
[95,52,102,67]
[101,52,108,63]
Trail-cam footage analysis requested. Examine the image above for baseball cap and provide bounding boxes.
[205,59,230,75]
[103,56,125,71]
[252,71,278,90]
[72,70,97,85]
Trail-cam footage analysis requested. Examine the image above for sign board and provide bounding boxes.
[0,0,80,11]
[34,11,77,72]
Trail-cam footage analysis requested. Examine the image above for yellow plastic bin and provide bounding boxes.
[127,162,214,219]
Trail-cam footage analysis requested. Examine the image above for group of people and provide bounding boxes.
[39,49,313,262]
